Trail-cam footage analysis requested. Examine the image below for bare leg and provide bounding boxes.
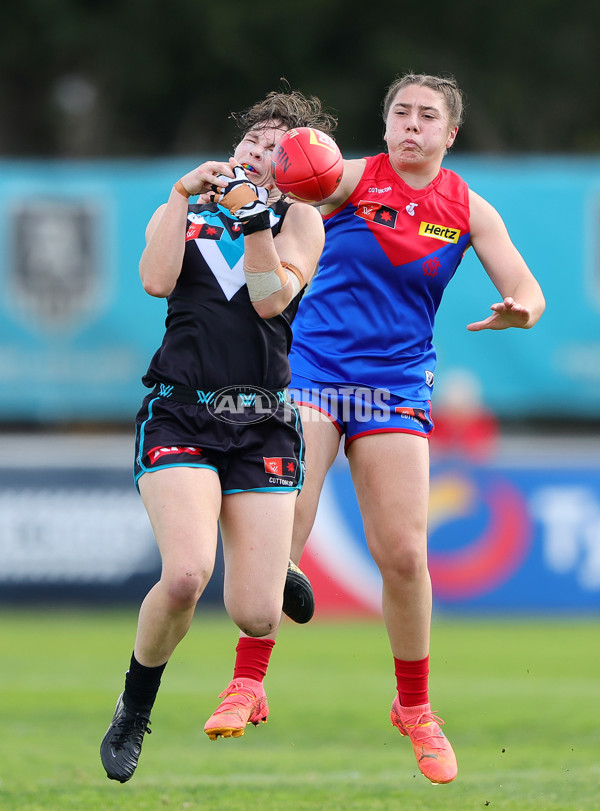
[291,406,341,562]
[347,432,431,659]
[203,489,298,740]
[220,490,297,637]
[135,466,222,666]
[233,407,340,643]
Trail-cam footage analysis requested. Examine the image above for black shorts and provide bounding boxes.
[134,385,304,494]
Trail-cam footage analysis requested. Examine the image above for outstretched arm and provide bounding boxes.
[467,190,546,331]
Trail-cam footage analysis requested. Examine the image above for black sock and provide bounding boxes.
[123,652,167,715]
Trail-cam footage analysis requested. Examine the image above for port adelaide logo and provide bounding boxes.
[9,198,101,330]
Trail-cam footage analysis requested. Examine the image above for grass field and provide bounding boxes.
[1,608,598,811]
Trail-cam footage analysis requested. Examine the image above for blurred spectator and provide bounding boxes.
[431,368,499,461]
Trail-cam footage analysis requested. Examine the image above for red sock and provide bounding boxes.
[233,637,275,683]
[394,655,430,707]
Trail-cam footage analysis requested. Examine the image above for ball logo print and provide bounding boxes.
[272,127,343,203]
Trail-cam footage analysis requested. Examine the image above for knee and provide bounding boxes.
[241,618,279,638]
[371,534,428,583]
[162,564,213,611]
[227,603,281,638]
[392,547,428,582]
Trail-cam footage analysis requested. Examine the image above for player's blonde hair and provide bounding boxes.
[382,73,465,129]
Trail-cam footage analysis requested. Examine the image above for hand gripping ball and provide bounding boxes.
[271,127,343,203]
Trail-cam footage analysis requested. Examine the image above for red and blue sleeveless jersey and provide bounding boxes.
[289,153,471,400]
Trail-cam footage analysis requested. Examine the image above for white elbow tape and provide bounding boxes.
[244,264,301,302]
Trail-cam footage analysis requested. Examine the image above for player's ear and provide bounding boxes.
[446,126,458,149]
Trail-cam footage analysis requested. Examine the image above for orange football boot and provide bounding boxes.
[391,697,458,784]
[204,678,269,740]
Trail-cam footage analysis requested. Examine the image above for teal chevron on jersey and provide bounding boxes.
[143,200,298,392]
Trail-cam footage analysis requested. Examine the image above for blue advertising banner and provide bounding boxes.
[0,434,598,613]
[435,156,600,418]
[0,159,189,421]
[301,447,600,615]
[0,157,599,421]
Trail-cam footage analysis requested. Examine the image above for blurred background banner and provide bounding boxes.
[0,156,599,422]
[1,146,599,615]
[435,156,600,420]
[0,159,186,421]
[302,451,600,616]
[0,434,226,606]
[2,436,599,614]
[0,464,161,604]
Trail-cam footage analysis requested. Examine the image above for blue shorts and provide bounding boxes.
[289,373,433,451]
[134,385,304,494]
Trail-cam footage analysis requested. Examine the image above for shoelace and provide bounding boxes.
[402,710,447,750]
[216,683,258,709]
[112,714,152,748]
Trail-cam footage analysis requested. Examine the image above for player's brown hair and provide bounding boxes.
[382,73,465,129]
[231,88,338,142]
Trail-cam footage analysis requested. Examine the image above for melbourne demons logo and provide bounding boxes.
[423,257,441,276]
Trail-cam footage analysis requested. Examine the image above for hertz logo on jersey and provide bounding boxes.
[419,221,461,244]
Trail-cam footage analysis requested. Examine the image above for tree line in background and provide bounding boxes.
[1,0,598,159]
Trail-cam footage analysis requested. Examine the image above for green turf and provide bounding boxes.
[1,608,598,810]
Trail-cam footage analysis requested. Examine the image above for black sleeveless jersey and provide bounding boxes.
[142,198,303,391]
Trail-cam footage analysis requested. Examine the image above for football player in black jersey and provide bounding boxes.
[100,90,337,783]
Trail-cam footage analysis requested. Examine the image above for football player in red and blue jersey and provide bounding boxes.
[233,73,545,785]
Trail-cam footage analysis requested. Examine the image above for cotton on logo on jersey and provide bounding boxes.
[419,221,461,243]
[355,200,398,229]
[148,446,203,463]
[394,406,428,426]
[263,457,297,476]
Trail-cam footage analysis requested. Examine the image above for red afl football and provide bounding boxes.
[271,127,343,203]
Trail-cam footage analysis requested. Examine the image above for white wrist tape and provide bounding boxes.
[244,264,301,302]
